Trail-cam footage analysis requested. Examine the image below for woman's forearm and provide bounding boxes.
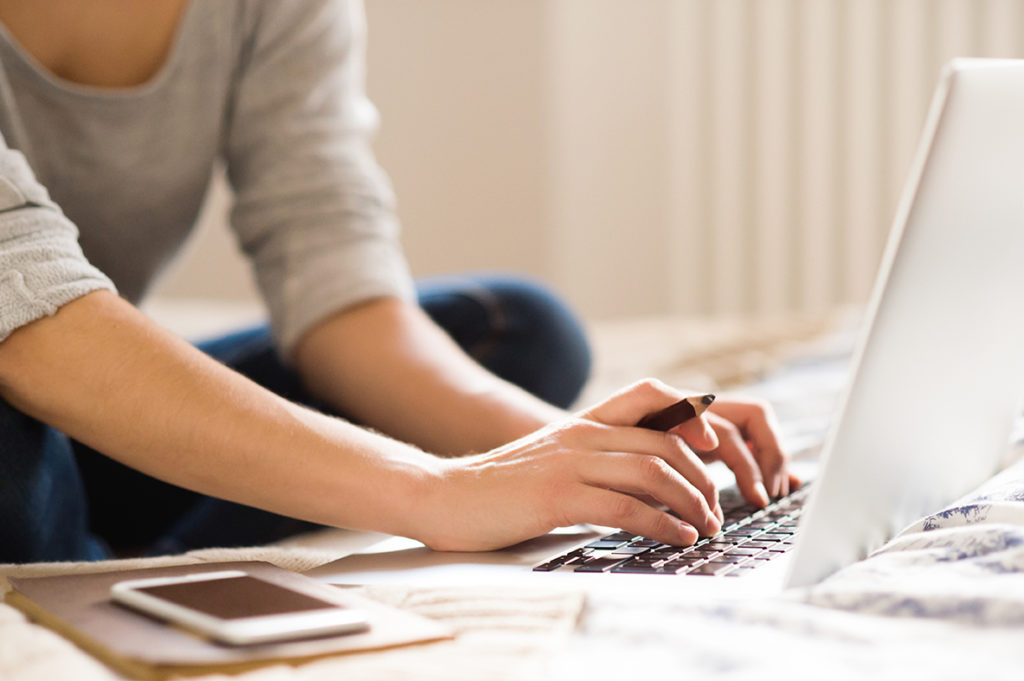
[0,291,438,539]
[0,292,792,552]
[293,298,567,456]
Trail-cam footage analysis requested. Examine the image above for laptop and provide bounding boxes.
[309,59,1024,596]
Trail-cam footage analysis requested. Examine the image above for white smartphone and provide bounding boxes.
[110,570,369,646]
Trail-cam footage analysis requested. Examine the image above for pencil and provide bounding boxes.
[635,394,715,431]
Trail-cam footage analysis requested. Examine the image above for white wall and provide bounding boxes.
[152,0,1024,321]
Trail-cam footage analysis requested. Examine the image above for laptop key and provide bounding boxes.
[687,563,735,576]
[631,538,661,548]
[603,531,637,542]
[611,563,675,575]
[685,547,722,558]
[724,528,760,537]
[763,530,794,537]
[575,556,628,572]
[722,547,763,557]
[611,545,653,556]
[658,564,697,575]
[533,550,586,571]
[651,542,684,551]
[648,548,683,559]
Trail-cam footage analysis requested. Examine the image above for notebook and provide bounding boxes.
[308,59,1024,596]
[4,561,452,681]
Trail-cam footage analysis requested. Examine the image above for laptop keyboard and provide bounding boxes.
[533,483,811,576]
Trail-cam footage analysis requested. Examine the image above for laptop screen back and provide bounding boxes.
[786,59,1024,588]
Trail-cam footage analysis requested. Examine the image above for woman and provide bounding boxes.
[0,0,795,563]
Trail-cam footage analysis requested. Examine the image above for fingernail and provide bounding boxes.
[706,512,722,536]
[754,481,770,507]
[676,521,698,546]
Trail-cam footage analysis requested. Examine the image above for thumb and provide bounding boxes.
[581,378,696,428]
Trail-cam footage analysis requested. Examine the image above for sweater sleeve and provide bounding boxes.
[223,0,415,358]
[0,129,116,343]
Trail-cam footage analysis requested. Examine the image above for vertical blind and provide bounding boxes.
[660,0,1024,316]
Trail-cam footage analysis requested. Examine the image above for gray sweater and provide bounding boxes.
[0,0,414,354]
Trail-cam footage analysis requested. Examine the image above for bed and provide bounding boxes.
[3,306,1021,680]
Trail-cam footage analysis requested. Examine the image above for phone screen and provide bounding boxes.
[135,575,341,620]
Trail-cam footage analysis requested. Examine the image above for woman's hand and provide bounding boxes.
[411,379,784,551]
[698,398,801,505]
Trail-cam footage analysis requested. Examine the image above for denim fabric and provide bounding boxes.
[0,275,590,563]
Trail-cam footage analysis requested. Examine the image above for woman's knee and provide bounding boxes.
[419,274,592,409]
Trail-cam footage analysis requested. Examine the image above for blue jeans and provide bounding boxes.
[0,275,590,563]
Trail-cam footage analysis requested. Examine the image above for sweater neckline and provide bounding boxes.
[0,1,198,101]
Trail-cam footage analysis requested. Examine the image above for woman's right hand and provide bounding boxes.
[412,379,728,552]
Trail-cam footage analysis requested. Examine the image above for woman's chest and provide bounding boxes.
[0,0,190,89]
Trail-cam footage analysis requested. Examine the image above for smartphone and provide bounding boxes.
[110,570,369,646]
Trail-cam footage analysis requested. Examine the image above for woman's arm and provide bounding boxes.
[0,290,740,549]
[0,291,437,539]
[294,296,796,504]
[293,297,564,455]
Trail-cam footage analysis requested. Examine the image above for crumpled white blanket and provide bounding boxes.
[549,453,1024,681]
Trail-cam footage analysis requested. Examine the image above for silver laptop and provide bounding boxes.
[309,59,1024,596]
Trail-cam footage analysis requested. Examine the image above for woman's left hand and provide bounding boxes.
[671,396,800,506]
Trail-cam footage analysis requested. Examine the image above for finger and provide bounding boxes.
[578,451,721,537]
[778,459,799,497]
[567,421,719,514]
[665,414,719,451]
[564,485,700,547]
[704,414,770,508]
[709,400,789,498]
[579,378,688,427]
[625,492,722,523]
[760,435,789,497]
